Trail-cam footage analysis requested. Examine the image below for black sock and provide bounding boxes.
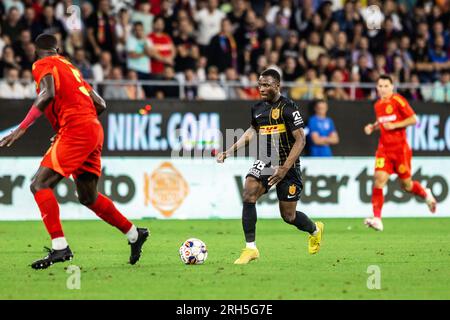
[290,211,316,234]
[242,202,257,242]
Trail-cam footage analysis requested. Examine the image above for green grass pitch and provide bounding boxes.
[0,218,449,300]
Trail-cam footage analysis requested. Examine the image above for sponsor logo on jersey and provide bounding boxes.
[289,184,296,195]
[292,110,304,126]
[259,124,286,135]
[386,104,393,114]
[398,164,407,174]
[378,114,397,123]
[271,108,280,120]
[143,162,189,217]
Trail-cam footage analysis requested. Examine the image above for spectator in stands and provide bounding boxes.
[19,42,35,71]
[198,65,227,100]
[194,0,225,53]
[73,48,93,80]
[282,56,301,82]
[124,70,145,100]
[36,4,67,41]
[103,66,128,100]
[0,45,20,77]
[183,68,198,100]
[173,18,198,72]
[227,0,248,33]
[208,18,238,73]
[13,29,31,63]
[223,67,244,99]
[19,7,40,40]
[290,68,325,100]
[92,50,113,82]
[307,100,339,157]
[306,31,326,65]
[241,72,260,100]
[280,30,299,61]
[2,7,24,44]
[148,16,175,77]
[403,73,424,101]
[429,35,450,73]
[0,67,26,99]
[431,71,450,103]
[3,0,24,16]
[155,66,179,99]
[326,69,350,100]
[131,0,154,35]
[115,8,132,64]
[20,69,36,99]
[86,0,116,62]
[352,37,374,69]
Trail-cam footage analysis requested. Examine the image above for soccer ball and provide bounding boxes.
[179,238,208,265]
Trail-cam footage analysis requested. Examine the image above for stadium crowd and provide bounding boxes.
[0,0,449,101]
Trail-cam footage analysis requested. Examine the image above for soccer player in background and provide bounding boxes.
[217,68,324,264]
[364,75,437,231]
[0,34,149,269]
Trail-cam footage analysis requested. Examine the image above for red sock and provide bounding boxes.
[88,193,132,234]
[34,189,64,239]
[410,181,427,199]
[372,188,384,219]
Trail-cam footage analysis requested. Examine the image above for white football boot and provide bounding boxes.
[364,217,384,231]
[425,188,437,214]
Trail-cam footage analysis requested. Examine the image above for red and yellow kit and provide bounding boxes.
[373,93,416,179]
[32,55,103,178]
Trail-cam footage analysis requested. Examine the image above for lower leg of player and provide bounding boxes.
[283,210,323,254]
[87,193,149,264]
[32,189,73,269]
[234,202,260,264]
[404,180,437,213]
[365,188,384,231]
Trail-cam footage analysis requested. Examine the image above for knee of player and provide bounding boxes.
[242,191,258,203]
[78,194,96,207]
[400,180,412,191]
[280,210,296,224]
[30,180,48,194]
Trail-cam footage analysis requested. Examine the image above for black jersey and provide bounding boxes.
[250,95,305,167]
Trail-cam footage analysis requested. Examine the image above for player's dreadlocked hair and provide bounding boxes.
[35,33,58,51]
[260,68,281,84]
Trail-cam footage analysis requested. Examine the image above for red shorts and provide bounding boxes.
[374,144,412,179]
[41,120,104,178]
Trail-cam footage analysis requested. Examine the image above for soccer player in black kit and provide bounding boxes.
[217,68,324,264]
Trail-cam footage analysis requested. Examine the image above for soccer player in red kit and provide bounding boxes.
[0,34,149,269]
[363,75,437,231]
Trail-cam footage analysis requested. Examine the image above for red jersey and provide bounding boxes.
[32,55,96,132]
[374,93,415,150]
[148,32,173,74]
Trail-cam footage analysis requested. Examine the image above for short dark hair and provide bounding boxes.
[260,68,281,83]
[377,74,393,83]
[35,33,57,50]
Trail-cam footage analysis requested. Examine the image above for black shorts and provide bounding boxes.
[245,160,303,202]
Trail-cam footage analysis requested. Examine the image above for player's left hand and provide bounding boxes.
[383,122,397,130]
[268,166,289,186]
[0,127,26,147]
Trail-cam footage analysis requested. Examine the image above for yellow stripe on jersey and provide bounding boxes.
[392,95,406,107]
[259,124,286,135]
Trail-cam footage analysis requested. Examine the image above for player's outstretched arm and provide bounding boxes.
[0,74,55,148]
[364,121,379,135]
[89,89,107,115]
[268,128,305,186]
[216,126,257,163]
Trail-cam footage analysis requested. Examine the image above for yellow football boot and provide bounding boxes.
[308,222,324,254]
[234,248,260,264]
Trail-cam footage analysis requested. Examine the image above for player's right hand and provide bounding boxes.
[364,124,374,135]
[0,127,26,147]
[216,151,228,163]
